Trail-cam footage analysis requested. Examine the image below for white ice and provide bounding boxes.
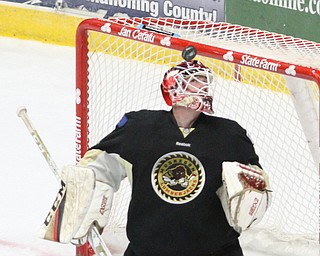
[0,36,272,256]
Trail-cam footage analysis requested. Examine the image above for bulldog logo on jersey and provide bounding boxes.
[151,151,205,204]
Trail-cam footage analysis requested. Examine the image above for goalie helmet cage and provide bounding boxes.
[75,18,319,256]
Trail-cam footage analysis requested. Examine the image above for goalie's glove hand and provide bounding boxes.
[237,163,269,191]
[216,162,272,233]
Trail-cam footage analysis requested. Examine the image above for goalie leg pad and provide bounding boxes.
[38,165,95,243]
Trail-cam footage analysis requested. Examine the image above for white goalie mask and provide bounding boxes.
[161,60,215,114]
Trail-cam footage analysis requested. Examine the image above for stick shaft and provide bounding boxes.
[17,107,60,181]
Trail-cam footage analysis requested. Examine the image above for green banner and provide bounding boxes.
[225,0,320,43]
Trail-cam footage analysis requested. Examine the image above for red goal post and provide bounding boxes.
[75,17,319,256]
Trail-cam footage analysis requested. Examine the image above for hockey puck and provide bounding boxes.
[182,46,197,61]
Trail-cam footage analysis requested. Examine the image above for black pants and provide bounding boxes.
[124,240,244,256]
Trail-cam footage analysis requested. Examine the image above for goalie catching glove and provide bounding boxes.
[216,162,272,233]
[38,165,114,243]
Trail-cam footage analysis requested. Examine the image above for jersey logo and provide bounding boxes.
[151,151,205,204]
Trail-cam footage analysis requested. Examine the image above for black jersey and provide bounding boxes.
[91,110,260,256]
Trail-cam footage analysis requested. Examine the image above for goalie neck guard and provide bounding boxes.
[161,60,215,114]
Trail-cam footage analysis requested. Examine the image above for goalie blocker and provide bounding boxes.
[216,161,272,233]
[39,165,114,244]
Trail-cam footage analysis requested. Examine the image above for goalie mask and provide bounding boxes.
[161,60,215,114]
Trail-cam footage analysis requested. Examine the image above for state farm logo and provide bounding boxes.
[240,55,279,72]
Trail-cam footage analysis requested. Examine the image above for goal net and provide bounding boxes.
[75,17,319,256]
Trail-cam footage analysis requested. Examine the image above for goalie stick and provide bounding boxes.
[16,106,113,256]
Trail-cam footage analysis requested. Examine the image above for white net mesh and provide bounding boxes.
[76,18,319,256]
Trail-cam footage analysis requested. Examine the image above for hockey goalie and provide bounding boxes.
[37,60,272,254]
[216,162,272,233]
